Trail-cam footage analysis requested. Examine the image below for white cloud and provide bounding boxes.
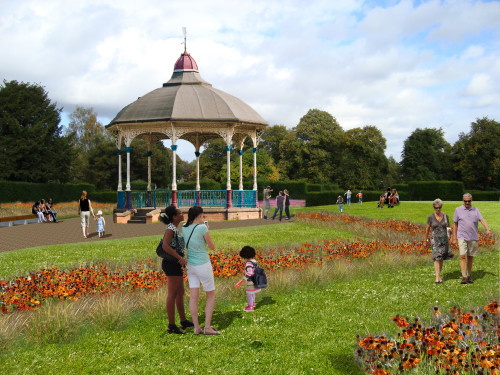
[1,0,499,163]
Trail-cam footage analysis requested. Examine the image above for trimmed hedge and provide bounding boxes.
[307,184,322,192]
[468,190,500,201]
[408,181,464,201]
[0,181,96,204]
[92,191,117,203]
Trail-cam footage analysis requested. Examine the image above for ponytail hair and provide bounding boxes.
[183,206,203,227]
[80,190,87,200]
[160,205,177,225]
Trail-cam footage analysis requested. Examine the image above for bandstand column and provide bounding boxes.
[225,144,233,208]
[195,151,201,191]
[117,149,123,191]
[125,147,132,191]
[171,144,178,207]
[147,150,152,191]
[252,147,258,190]
[239,149,244,191]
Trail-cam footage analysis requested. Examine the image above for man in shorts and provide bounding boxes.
[451,193,491,284]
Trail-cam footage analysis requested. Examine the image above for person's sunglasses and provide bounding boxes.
[434,206,442,209]
[463,200,471,203]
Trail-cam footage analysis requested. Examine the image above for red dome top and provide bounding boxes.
[173,52,199,72]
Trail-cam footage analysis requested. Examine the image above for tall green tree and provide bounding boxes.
[400,128,453,182]
[338,126,388,190]
[452,117,500,190]
[65,106,109,154]
[0,80,75,183]
[259,125,289,165]
[280,109,344,183]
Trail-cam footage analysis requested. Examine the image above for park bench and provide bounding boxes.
[0,214,39,227]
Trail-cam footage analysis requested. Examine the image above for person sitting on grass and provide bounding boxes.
[388,189,399,208]
[237,246,261,312]
[377,194,385,209]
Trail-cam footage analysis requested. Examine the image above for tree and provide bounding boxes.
[280,109,344,183]
[452,117,500,190]
[198,138,228,183]
[0,80,75,183]
[400,128,453,182]
[337,126,389,189]
[259,125,289,165]
[65,106,109,154]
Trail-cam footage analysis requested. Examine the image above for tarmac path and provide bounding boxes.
[0,215,291,253]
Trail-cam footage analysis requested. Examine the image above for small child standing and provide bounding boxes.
[238,246,261,312]
[96,210,106,237]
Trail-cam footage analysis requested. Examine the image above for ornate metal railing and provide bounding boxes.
[232,190,258,208]
[117,190,257,209]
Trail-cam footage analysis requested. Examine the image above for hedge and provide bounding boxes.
[92,191,117,203]
[408,181,464,201]
[0,181,96,204]
[307,184,322,192]
[467,190,500,201]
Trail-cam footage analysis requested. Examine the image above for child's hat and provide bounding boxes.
[97,210,103,215]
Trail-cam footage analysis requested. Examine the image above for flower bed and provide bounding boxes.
[355,301,500,374]
[1,213,495,314]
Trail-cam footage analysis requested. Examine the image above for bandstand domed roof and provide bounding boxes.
[107,50,267,127]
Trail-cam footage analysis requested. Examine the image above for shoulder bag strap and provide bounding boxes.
[185,224,199,250]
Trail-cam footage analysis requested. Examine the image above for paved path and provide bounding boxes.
[0,215,291,253]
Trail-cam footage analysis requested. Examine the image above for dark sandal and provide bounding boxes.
[167,324,185,334]
[180,320,194,330]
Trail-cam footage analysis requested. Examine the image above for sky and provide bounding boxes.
[1,0,499,163]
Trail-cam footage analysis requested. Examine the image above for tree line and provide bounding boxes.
[1,80,499,191]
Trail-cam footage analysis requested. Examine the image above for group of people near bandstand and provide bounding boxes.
[262,186,291,221]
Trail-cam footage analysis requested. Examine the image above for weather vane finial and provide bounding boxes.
[182,27,187,53]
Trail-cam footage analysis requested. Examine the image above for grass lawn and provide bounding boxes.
[0,202,498,374]
[294,201,500,232]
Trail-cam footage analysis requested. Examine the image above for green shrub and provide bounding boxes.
[408,181,464,201]
[467,190,500,201]
[307,184,322,192]
[0,181,95,203]
[92,191,117,203]
[130,180,148,190]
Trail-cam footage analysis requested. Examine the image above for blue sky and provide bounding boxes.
[1,0,499,163]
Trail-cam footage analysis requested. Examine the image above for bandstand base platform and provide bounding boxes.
[113,207,262,224]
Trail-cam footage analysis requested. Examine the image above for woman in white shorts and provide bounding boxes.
[182,206,219,335]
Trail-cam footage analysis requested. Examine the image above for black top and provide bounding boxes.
[80,198,90,211]
[285,195,290,206]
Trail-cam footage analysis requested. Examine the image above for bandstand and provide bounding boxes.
[106,45,268,220]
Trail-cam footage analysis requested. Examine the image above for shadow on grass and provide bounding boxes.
[255,296,275,310]
[442,269,495,282]
[328,353,363,375]
[211,310,243,330]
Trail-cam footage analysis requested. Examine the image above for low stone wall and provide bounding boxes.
[113,209,136,224]
[145,208,162,224]
[177,207,261,221]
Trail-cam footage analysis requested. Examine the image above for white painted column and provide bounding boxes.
[117,149,123,191]
[147,150,152,191]
[225,144,232,190]
[195,151,201,191]
[125,146,132,191]
[171,144,177,190]
[239,149,244,191]
[252,147,258,190]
